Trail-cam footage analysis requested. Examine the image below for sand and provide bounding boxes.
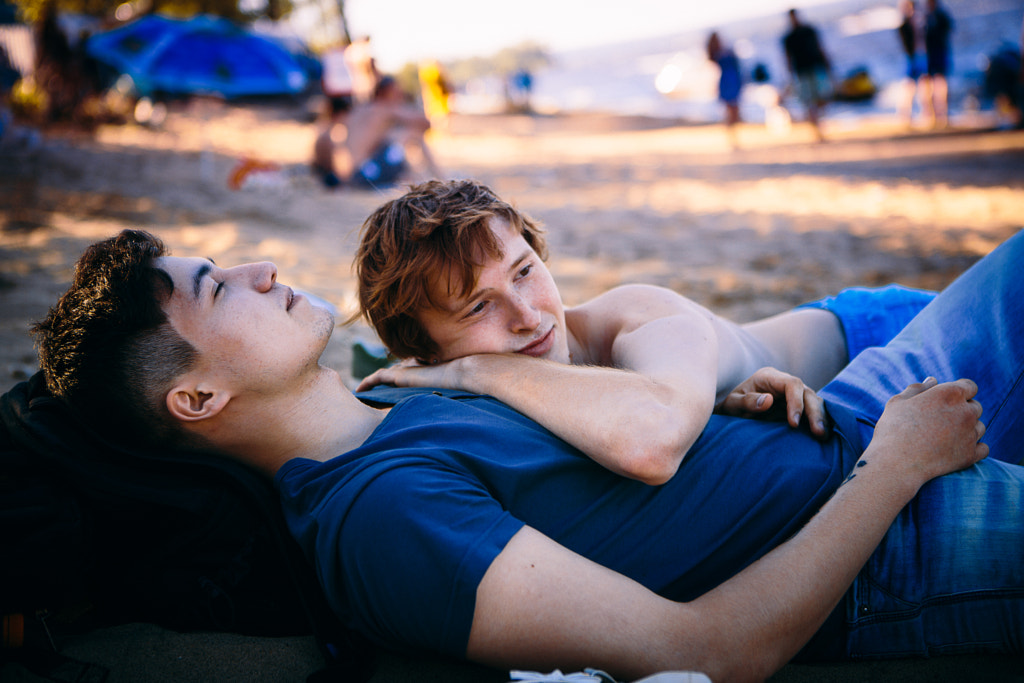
[2,102,1023,682]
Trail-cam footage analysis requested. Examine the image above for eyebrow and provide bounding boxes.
[446,247,534,315]
[506,248,532,275]
[191,259,216,301]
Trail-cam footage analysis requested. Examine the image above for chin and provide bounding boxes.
[545,347,571,365]
[312,309,337,341]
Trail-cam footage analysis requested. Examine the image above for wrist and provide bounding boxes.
[454,354,505,395]
[849,446,923,506]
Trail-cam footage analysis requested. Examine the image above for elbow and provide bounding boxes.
[643,409,709,485]
[613,420,693,485]
[688,622,794,683]
[628,445,684,485]
[612,389,712,485]
[688,640,786,683]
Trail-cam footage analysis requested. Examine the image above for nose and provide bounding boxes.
[230,261,277,291]
[253,262,277,291]
[508,292,541,333]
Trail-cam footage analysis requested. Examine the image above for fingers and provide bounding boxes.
[356,368,387,392]
[715,390,773,417]
[951,377,979,401]
[898,377,981,412]
[784,378,805,428]
[897,375,938,400]
[746,391,775,414]
[803,390,829,438]
[975,441,990,462]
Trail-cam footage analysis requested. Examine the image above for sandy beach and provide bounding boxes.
[2,103,1023,682]
[3,104,1022,386]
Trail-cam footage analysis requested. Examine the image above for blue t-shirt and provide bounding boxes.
[275,391,860,658]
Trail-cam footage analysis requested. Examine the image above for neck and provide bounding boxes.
[563,308,593,365]
[212,365,389,477]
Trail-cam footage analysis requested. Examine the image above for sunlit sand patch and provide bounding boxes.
[3,105,1022,387]
[168,222,241,255]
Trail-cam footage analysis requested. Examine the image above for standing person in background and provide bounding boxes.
[706,31,743,148]
[922,0,954,128]
[418,59,452,135]
[897,0,925,127]
[781,8,833,141]
[344,35,380,104]
[1018,15,1024,128]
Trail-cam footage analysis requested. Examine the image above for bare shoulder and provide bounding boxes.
[567,285,707,364]
[573,284,703,320]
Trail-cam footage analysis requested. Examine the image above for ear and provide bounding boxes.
[166,381,231,423]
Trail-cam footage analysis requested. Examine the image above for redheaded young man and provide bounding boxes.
[355,180,936,483]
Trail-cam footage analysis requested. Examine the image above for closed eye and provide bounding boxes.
[214,280,225,298]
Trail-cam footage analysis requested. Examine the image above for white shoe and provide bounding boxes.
[509,670,614,683]
[634,673,712,683]
[509,670,711,683]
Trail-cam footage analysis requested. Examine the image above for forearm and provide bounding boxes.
[469,381,985,682]
[469,459,917,683]
[686,446,919,680]
[456,353,709,484]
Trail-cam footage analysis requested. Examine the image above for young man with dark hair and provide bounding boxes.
[30,227,1021,682]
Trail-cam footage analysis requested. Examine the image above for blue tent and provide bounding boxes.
[86,14,309,99]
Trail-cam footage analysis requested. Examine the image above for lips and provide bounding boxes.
[285,287,296,311]
[518,328,554,357]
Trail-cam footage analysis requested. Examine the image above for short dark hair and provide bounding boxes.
[372,75,399,100]
[353,179,548,361]
[32,229,198,447]
[327,94,353,116]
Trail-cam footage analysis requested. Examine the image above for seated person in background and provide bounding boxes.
[29,228,1023,682]
[311,77,443,190]
[353,180,936,479]
[312,95,352,189]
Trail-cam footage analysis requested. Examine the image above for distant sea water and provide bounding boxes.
[461,0,1024,125]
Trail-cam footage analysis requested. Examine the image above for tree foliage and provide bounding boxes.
[444,41,551,84]
[13,0,292,25]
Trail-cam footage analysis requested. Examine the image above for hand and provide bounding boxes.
[716,367,829,438]
[870,377,988,485]
[356,357,456,392]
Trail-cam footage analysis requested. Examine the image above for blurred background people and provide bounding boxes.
[418,59,451,135]
[344,35,379,103]
[897,0,925,127]
[311,75,442,190]
[311,94,351,189]
[706,30,743,147]
[781,8,832,141]
[922,0,954,128]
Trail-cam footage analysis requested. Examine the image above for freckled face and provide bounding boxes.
[416,219,570,364]
[156,256,335,390]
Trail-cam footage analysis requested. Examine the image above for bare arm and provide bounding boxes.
[388,103,431,133]
[361,286,722,484]
[467,378,988,682]
[360,285,818,482]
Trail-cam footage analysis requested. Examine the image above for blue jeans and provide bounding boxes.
[818,230,1024,658]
